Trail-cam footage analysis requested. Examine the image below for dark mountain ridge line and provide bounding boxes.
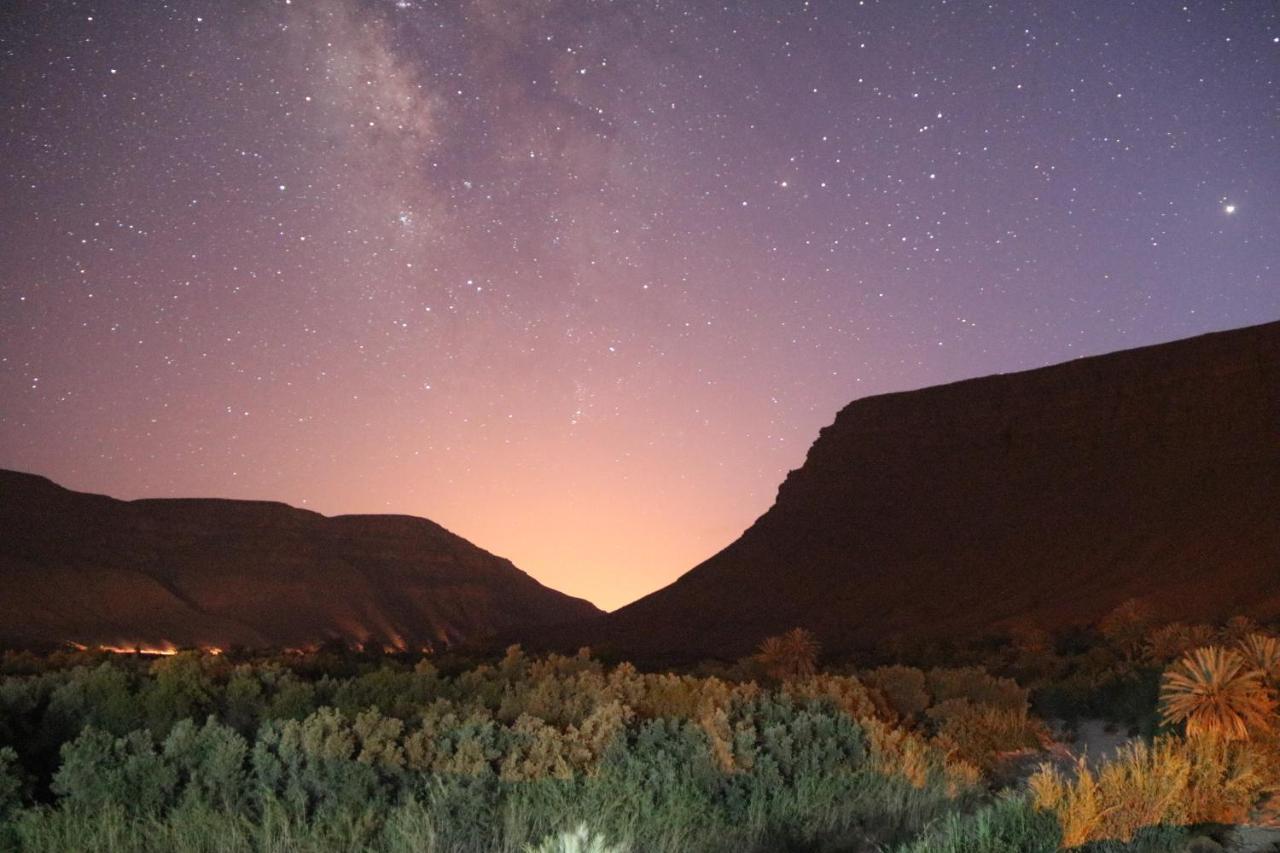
[0,469,601,651]
[532,320,1280,663]
[4,320,1278,660]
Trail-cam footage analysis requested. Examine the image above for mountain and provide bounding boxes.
[0,471,601,651]
[577,321,1280,662]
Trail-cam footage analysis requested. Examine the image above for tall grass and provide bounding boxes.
[1028,734,1267,847]
[894,794,1061,853]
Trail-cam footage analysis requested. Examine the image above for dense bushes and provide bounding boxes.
[4,697,962,851]
[1029,733,1269,847]
[0,648,990,851]
[4,616,1280,851]
[0,746,20,819]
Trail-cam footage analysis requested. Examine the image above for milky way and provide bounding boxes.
[2,1,1277,610]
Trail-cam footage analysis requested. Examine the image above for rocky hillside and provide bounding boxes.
[590,321,1280,661]
[0,471,600,651]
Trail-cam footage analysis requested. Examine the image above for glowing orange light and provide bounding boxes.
[66,640,222,656]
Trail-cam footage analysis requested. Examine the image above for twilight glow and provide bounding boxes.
[1,1,1277,610]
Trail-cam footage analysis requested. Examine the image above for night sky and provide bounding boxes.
[1,1,1277,610]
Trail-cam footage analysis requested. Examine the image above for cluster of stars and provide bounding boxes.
[0,0,1276,610]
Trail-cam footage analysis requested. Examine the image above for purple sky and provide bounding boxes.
[2,0,1277,609]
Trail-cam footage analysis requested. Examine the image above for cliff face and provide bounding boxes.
[598,321,1280,661]
[0,471,601,650]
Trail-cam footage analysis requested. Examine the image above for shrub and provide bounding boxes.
[926,667,1028,712]
[51,728,178,816]
[0,648,1019,852]
[927,699,1047,771]
[1029,734,1269,846]
[0,746,22,818]
[526,823,630,853]
[865,665,930,721]
[162,717,250,812]
[45,662,143,737]
[222,666,266,734]
[144,653,215,737]
[895,794,1060,852]
[782,674,879,722]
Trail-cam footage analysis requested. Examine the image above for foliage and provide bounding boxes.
[525,823,630,853]
[927,699,1047,771]
[1160,646,1276,740]
[865,665,930,721]
[894,794,1061,853]
[0,649,986,852]
[4,616,1279,850]
[925,667,1028,712]
[0,747,22,819]
[1099,599,1160,660]
[1143,623,1217,667]
[1238,633,1280,686]
[1029,734,1268,846]
[754,628,820,681]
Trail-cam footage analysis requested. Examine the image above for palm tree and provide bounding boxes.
[1160,645,1276,740]
[1142,622,1216,666]
[1099,598,1158,660]
[1238,633,1280,686]
[756,628,820,681]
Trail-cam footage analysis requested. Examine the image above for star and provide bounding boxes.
[0,0,1276,614]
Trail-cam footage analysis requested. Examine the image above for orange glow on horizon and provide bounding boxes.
[69,641,223,656]
[34,349,836,614]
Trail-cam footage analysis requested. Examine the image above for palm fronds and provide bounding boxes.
[1238,633,1280,685]
[755,627,820,681]
[1159,645,1276,740]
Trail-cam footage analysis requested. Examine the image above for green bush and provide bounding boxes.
[51,728,177,816]
[1,639,1270,852]
[0,746,22,818]
[525,822,629,853]
[895,794,1061,852]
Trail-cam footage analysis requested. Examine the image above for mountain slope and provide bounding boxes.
[593,321,1280,661]
[0,471,601,650]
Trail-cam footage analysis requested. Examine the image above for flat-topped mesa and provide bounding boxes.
[0,470,601,651]
[595,320,1280,661]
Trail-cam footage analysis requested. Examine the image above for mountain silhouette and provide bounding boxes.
[554,321,1280,662]
[0,470,600,651]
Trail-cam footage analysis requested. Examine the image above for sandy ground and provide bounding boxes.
[1067,718,1139,767]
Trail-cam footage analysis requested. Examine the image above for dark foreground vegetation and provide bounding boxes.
[2,605,1279,851]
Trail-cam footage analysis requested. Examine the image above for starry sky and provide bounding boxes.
[1,1,1277,611]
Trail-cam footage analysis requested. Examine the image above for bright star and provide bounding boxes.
[1224,203,1236,215]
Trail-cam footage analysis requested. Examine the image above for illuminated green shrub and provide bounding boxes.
[144,653,215,737]
[895,794,1061,853]
[52,728,177,816]
[162,717,251,811]
[46,663,143,737]
[0,649,1010,851]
